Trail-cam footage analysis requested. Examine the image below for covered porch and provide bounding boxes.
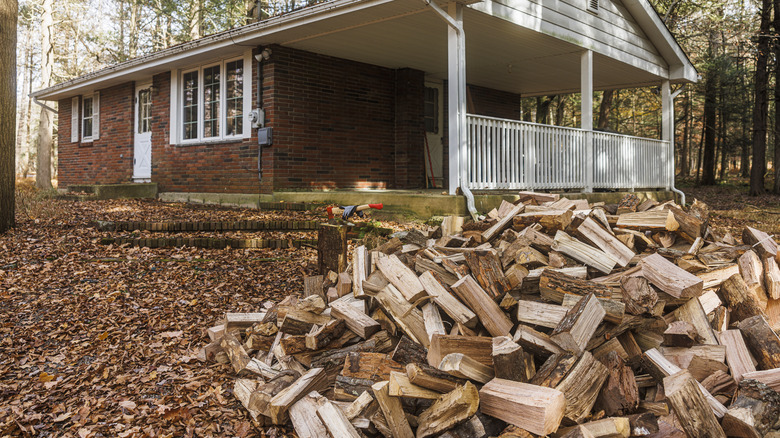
[257,0,695,196]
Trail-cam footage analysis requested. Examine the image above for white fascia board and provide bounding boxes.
[621,0,698,82]
[32,0,401,101]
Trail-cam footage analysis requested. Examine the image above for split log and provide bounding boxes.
[594,351,639,416]
[664,370,727,438]
[451,276,514,337]
[207,324,225,341]
[288,392,328,438]
[279,335,308,356]
[737,315,780,369]
[305,319,345,351]
[341,352,405,382]
[225,312,267,330]
[422,303,446,341]
[698,264,740,289]
[416,382,480,438]
[376,254,427,303]
[407,362,468,393]
[668,205,704,239]
[514,246,549,268]
[739,250,767,305]
[388,371,441,400]
[418,271,478,328]
[719,329,756,382]
[391,335,428,366]
[513,324,565,357]
[479,378,566,436]
[539,269,612,304]
[529,352,576,389]
[248,371,300,417]
[551,293,606,355]
[428,334,494,368]
[316,395,362,438]
[330,299,381,340]
[559,426,596,438]
[439,353,495,384]
[516,300,568,329]
[620,276,658,315]
[491,336,527,382]
[552,230,617,274]
[371,381,415,438]
[575,417,631,438]
[269,368,329,424]
[374,284,430,347]
[561,294,625,325]
[639,253,703,298]
[234,379,263,422]
[765,256,780,300]
[279,310,331,336]
[642,348,727,417]
[742,226,778,259]
[318,223,348,274]
[701,370,738,397]
[577,217,634,267]
[221,331,251,373]
[307,331,393,369]
[615,210,679,231]
[662,321,698,348]
[555,351,610,423]
[464,249,511,300]
[722,379,780,438]
[671,295,719,345]
[514,209,573,233]
[741,368,780,392]
[483,204,524,241]
[304,275,325,300]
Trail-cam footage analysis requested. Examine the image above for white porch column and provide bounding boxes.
[447,2,464,195]
[661,80,672,190]
[581,50,593,192]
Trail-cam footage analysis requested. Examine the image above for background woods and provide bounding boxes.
[12,0,780,194]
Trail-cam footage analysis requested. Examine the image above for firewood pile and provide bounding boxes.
[198,191,780,438]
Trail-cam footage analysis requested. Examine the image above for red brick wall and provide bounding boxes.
[57,82,135,187]
[265,45,425,191]
[150,71,262,194]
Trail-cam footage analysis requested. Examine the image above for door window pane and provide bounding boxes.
[138,89,152,134]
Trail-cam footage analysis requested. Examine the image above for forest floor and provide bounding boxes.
[0,183,407,438]
[1,179,777,438]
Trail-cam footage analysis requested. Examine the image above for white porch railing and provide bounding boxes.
[466,114,671,191]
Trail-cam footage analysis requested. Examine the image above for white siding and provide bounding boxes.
[471,0,668,78]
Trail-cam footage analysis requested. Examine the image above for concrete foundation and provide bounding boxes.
[66,183,158,199]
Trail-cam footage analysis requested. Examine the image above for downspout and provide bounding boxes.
[670,85,686,206]
[33,96,57,113]
[420,0,478,220]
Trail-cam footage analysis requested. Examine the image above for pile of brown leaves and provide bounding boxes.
[0,198,378,437]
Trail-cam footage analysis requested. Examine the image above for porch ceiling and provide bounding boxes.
[34,0,675,101]
[274,5,668,96]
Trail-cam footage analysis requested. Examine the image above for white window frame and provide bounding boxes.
[173,51,252,145]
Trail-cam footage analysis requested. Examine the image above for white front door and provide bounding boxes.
[424,80,444,188]
[133,83,153,181]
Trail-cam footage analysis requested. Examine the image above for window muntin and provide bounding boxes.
[138,89,152,134]
[180,57,245,143]
[424,87,438,134]
[82,96,94,140]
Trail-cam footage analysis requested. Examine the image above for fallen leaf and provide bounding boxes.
[53,412,72,422]
[38,372,54,383]
[160,330,183,338]
[118,400,137,411]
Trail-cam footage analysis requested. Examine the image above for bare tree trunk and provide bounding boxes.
[1,0,17,233]
[701,29,719,185]
[555,95,567,126]
[536,96,554,124]
[680,90,690,176]
[190,0,203,39]
[597,89,614,130]
[36,0,54,190]
[773,0,780,193]
[751,0,772,195]
[22,45,33,178]
[696,121,704,183]
[15,34,30,175]
[129,0,139,57]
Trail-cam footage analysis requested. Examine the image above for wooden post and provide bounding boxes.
[318,223,347,275]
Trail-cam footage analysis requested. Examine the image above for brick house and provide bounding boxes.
[33,0,696,212]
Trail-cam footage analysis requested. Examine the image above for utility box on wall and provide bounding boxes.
[258,127,273,146]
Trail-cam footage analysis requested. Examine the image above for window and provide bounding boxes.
[78,92,99,142]
[178,57,246,143]
[138,89,152,134]
[424,87,439,134]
